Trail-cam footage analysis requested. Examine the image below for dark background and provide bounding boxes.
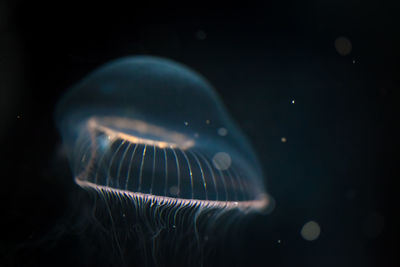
[1,0,399,266]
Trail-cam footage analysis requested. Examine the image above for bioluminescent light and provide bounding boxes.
[55,56,269,266]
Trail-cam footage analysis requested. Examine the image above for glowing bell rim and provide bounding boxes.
[87,116,195,150]
[77,180,270,212]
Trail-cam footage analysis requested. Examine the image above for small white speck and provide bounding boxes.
[352,59,356,64]
[291,99,295,104]
[206,119,210,124]
[184,121,189,126]
[17,115,21,119]
[281,137,287,143]
[172,225,176,229]
[277,240,281,244]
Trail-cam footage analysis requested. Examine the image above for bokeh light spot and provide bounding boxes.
[212,152,231,170]
[196,30,207,40]
[301,221,321,241]
[217,127,228,136]
[335,36,352,56]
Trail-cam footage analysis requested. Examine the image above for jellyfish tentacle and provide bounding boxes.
[188,150,208,200]
[138,145,147,192]
[150,145,157,195]
[195,150,219,201]
[163,148,168,197]
[116,142,131,188]
[171,148,181,198]
[125,143,138,190]
[179,149,194,200]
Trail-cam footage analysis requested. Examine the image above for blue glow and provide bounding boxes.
[55,56,267,209]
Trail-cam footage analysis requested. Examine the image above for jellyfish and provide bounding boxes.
[55,56,268,266]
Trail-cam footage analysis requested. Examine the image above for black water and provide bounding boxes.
[1,1,398,266]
